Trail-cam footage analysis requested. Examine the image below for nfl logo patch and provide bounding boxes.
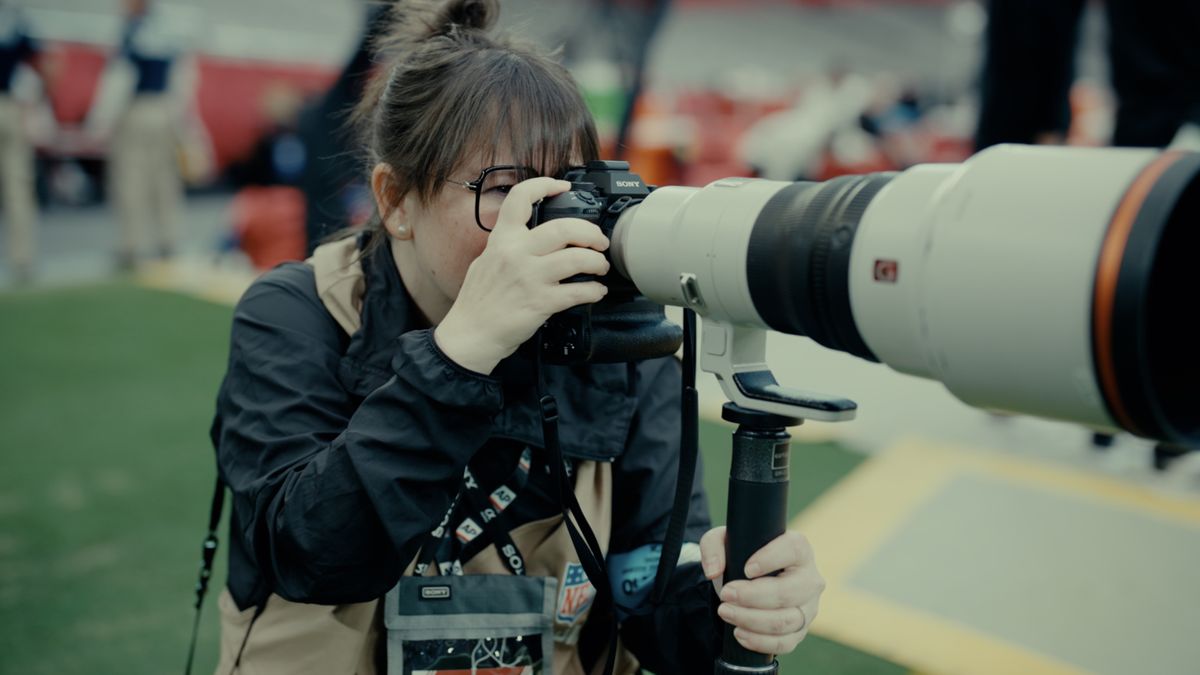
[556,562,596,625]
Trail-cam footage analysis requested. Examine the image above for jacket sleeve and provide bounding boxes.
[607,356,722,672]
[212,267,503,604]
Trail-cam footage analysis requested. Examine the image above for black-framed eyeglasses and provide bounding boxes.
[445,165,539,232]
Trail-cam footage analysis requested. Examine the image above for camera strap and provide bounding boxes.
[651,308,699,605]
[533,331,619,675]
[413,447,534,577]
[185,474,225,675]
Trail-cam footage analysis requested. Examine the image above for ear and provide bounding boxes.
[370,163,413,240]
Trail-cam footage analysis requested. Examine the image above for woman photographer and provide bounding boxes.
[210,1,824,673]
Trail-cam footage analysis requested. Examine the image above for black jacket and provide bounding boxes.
[210,238,719,672]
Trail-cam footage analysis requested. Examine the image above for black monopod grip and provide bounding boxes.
[716,404,801,675]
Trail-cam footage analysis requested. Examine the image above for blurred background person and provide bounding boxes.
[86,0,210,270]
[297,2,387,254]
[1099,0,1200,149]
[0,1,49,284]
[225,83,307,190]
[973,0,1080,148]
[559,0,672,158]
[737,65,876,182]
[223,82,309,270]
[975,0,1200,150]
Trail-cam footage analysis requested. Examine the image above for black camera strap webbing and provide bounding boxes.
[185,475,225,675]
[459,475,526,575]
[651,308,699,605]
[414,448,533,577]
[185,479,268,675]
[533,333,618,675]
[414,489,465,576]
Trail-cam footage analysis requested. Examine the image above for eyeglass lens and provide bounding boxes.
[475,167,538,231]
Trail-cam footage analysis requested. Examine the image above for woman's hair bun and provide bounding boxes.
[433,0,498,34]
[393,0,499,43]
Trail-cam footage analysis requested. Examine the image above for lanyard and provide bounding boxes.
[415,446,533,577]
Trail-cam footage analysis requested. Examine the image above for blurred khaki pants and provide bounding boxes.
[110,96,182,259]
[0,96,36,274]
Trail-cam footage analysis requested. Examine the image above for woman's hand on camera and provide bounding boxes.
[435,177,610,375]
[699,526,825,656]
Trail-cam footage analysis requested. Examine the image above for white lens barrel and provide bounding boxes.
[850,145,1159,430]
[612,145,1198,444]
[612,177,790,326]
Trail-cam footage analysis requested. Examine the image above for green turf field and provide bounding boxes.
[0,283,904,675]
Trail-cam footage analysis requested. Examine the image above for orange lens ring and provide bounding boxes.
[1092,151,1183,433]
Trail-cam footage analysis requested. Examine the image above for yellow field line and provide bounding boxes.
[134,259,256,307]
[791,438,1200,675]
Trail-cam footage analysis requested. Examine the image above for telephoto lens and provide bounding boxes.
[611,145,1199,445]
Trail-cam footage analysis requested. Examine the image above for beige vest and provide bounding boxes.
[215,237,638,675]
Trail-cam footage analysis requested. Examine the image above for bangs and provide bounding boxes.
[450,52,598,185]
[395,45,599,205]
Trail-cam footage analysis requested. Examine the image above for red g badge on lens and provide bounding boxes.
[874,259,899,283]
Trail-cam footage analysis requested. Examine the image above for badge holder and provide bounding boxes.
[385,574,558,675]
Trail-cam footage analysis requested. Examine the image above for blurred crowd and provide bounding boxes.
[2,0,216,281]
[2,0,1197,287]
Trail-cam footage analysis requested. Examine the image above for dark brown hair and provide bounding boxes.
[352,0,600,250]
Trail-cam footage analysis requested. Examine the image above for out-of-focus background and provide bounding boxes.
[1,1,1198,674]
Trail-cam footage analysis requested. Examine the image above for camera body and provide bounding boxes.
[531,160,683,365]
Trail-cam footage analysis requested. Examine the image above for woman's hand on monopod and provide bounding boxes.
[435,177,610,375]
[699,526,825,656]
